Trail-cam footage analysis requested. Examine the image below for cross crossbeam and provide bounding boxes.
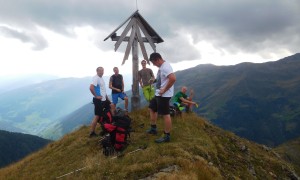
[104,11,163,110]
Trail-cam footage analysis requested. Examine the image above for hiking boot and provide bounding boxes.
[155,135,170,143]
[89,132,97,138]
[146,128,157,135]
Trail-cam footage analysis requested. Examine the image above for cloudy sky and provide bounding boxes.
[0,0,299,78]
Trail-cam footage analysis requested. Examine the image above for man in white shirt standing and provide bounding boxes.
[89,66,111,137]
[147,53,176,143]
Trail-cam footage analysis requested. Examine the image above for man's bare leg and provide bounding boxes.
[111,104,116,115]
[124,97,128,111]
[163,114,172,133]
[149,108,157,125]
[147,108,158,134]
[154,114,172,143]
[188,89,195,111]
[90,115,99,137]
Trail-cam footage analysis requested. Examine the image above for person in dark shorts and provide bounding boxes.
[89,67,112,137]
[147,52,176,143]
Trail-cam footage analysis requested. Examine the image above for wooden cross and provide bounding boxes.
[104,10,163,111]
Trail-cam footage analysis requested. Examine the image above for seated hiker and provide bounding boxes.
[173,86,198,112]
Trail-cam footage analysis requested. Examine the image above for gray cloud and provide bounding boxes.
[157,0,300,58]
[0,26,48,50]
[0,0,299,61]
[156,31,201,62]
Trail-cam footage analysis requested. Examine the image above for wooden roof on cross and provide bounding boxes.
[104,10,163,43]
[104,10,164,64]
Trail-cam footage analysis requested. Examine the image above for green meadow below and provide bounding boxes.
[0,108,298,179]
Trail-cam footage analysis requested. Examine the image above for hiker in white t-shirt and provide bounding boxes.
[89,67,112,137]
[146,52,176,143]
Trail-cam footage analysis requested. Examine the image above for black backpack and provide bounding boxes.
[169,105,181,117]
[101,108,132,156]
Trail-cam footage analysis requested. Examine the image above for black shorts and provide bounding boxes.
[148,96,171,115]
[93,98,110,116]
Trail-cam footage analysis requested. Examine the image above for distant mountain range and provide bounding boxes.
[40,103,94,140]
[0,77,92,135]
[1,54,300,147]
[175,53,300,146]
[0,74,58,94]
[0,74,133,139]
[0,130,51,168]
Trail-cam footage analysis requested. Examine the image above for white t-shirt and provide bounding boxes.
[155,61,174,97]
[91,75,107,101]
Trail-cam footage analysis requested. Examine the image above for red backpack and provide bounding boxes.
[101,108,132,156]
[97,109,113,136]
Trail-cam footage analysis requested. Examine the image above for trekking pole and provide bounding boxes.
[56,166,88,179]
[56,145,147,179]
[110,145,147,159]
[56,137,105,179]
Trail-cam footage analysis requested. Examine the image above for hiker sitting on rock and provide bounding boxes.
[173,86,198,112]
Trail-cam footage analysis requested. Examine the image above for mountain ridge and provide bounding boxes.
[0,130,51,168]
[0,109,298,179]
[175,52,300,146]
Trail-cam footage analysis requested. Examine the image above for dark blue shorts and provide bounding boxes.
[148,96,171,115]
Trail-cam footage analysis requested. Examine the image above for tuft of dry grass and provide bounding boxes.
[275,137,300,175]
[0,108,297,179]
